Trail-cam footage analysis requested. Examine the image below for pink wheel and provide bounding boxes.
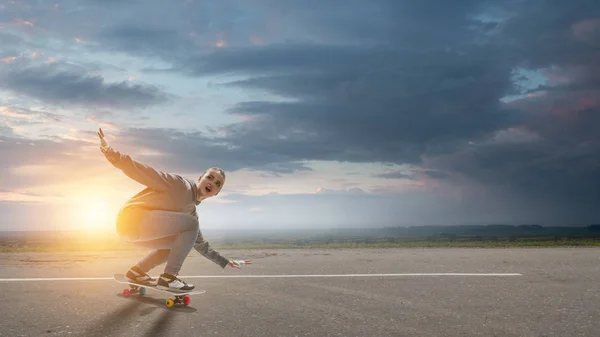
[183,295,191,306]
[123,289,131,297]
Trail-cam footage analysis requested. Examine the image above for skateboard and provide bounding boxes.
[113,273,206,308]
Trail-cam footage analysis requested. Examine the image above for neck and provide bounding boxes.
[196,183,205,201]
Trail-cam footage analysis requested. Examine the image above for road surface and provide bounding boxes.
[0,247,598,336]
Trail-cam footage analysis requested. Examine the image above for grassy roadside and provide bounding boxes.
[2,239,600,252]
[212,239,600,249]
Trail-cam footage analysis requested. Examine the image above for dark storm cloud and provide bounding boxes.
[190,42,523,165]
[499,0,600,69]
[430,135,600,223]
[158,0,599,220]
[0,60,172,109]
[138,0,524,168]
[421,0,600,219]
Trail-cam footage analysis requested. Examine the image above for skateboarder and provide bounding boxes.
[97,128,251,292]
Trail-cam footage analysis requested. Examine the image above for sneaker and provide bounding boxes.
[157,273,195,292]
[125,266,157,286]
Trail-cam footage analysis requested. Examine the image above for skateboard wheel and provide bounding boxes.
[165,298,175,308]
[123,289,131,297]
[183,295,191,306]
[140,287,147,295]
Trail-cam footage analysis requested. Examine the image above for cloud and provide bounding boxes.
[98,25,198,62]
[422,170,451,179]
[314,187,366,195]
[0,124,15,137]
[0,105,62,124]
[185,41,524,167]
[0,32,24,53]
[0,135,84,187]
[164,0,598,221]
[0,59,172,109]
[0,0,598,225]
[373,171,414,180]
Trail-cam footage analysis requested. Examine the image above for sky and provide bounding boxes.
[1,0,599,231]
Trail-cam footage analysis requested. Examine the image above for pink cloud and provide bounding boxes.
[1,56,18,64]
[13,18,35,27]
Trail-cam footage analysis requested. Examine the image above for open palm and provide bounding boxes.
[228,260,252,269]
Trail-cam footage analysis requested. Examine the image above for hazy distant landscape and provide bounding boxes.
[2,224,600,252]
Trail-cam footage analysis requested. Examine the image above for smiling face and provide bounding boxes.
[197,168,225,200]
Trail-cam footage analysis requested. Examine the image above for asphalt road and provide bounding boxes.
[0,247,598,337]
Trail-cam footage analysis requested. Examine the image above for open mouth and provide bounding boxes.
[205,186,212,193]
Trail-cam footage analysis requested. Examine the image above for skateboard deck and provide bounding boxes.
[113,273,205,308]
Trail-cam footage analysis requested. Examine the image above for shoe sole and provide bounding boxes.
[157,285,195,292]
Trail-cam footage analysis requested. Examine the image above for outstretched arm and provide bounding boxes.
[193,231,231,268]
[97,128,180,191]
[192,231,253,269]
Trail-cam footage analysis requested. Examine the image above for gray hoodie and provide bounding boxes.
[105,150,230,268]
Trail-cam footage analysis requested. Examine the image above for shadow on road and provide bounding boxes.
[142,310,177,337]
[80,292,197,337]
[82,301,143,337]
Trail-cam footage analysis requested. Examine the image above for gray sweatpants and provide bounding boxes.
[116,207,199,275]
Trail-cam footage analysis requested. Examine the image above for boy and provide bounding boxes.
[97,128,251,292]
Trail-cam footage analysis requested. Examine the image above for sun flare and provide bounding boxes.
[76,198,112,231]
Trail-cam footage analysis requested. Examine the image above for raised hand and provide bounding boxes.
[97,128,113,154]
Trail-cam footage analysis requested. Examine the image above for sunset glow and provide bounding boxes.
[1,0,598,233]
[76,198,111,230]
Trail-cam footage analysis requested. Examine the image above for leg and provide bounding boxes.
[163,226,199,275]
[131,229,200,276]
[125,238,175,285]
[135,249,170,273]
[117,208,199,285]
[125,211,199,275]
[131,232,199,291]
[131,235,178,272]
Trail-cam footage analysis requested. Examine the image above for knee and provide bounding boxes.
[189,222,200,237]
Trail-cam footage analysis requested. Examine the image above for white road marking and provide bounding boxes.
[0,273,522,282]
